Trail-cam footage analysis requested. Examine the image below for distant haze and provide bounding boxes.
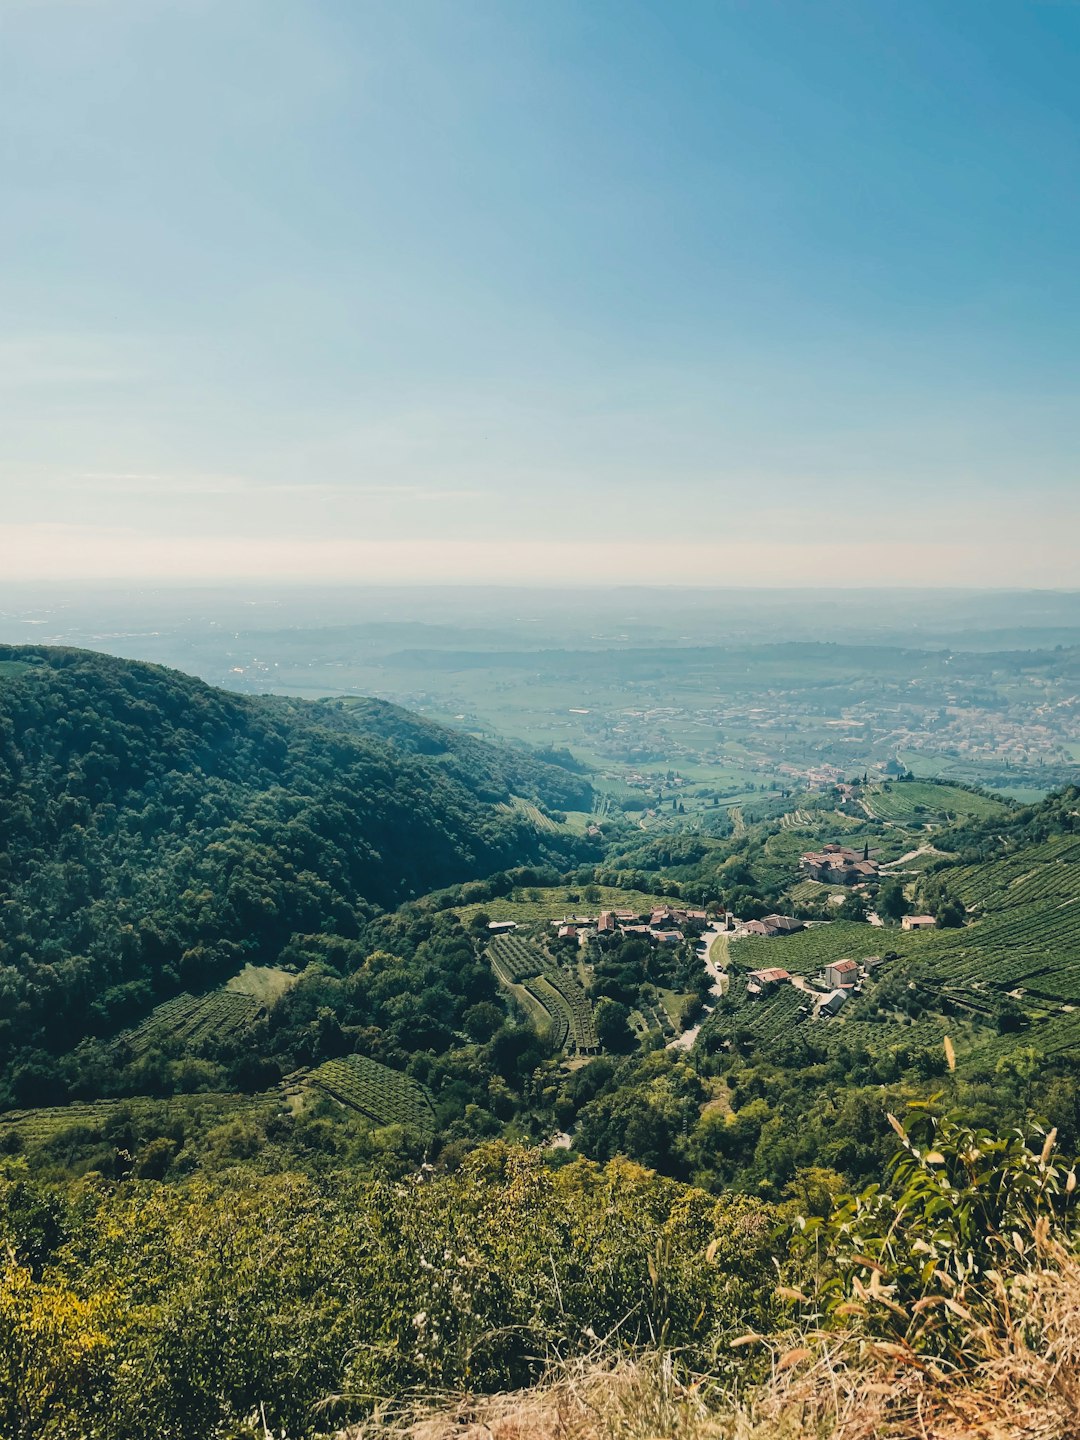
[1,2,1078,586]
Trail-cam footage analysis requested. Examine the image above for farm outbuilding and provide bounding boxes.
[902,914,937,931]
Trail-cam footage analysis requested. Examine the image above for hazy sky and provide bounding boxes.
[2,0,1078,586]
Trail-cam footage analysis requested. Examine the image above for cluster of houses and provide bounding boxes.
[746,954,864,1018]
[800,843,879,886]
[544,905,710,948]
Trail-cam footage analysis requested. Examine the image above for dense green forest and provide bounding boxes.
[0,647,595,1107]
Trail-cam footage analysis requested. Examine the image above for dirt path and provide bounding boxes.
[668,923,729,1051]
[880,843,939,870]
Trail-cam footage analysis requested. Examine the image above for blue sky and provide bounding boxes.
[1,0,1078,584]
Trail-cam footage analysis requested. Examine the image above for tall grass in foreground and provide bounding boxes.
[342,1055,1080,1440]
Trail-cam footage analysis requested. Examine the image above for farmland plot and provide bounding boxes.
[306,1054,436,1134]
[487,936,599,1052]
[731,922,912,978]
[121,990,264,1057]
[0,1090,281,1150]
[863,781,1007,824]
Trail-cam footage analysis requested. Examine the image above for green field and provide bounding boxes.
[454,885,678,924]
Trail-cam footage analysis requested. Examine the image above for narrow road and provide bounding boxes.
[668,922,730,1051]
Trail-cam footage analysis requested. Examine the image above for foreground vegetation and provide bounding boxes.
[5,1095,1080,1439]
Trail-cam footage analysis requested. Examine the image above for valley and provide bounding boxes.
[2,642,1080,1438]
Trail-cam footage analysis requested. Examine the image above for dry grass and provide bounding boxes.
[336,1241,1080,1440]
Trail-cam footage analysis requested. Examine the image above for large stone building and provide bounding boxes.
[800,842,878,885]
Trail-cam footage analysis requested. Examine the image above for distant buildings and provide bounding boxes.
[590,906,711,947]
[744,914,805,938]
[801,843,879,885]
[486,920,518,936]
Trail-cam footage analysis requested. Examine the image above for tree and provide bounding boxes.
[877,880,909,924]
[838,892,868,922]
[594,999,635,1053]
[936,897,965,929]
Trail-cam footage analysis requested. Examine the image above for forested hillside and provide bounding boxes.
[0,647,594,1098]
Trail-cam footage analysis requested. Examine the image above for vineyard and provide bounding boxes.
[495,794,562,834]
[0,1090,279,1149]
[938,835,1080,913]
[121,990,265,1057]
[700,983,806,1047]
[487,934,546,983]
[863,780,1008,824]
[487,935,599,1053]
[788,878,846,904]
[699,975,953,1060]
[731,921,913,978]
[779,809,814,830]
[726,830,1080,1063]
[891,835,1080,1008]
[306,1054,437,1134]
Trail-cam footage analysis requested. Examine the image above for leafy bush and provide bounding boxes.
[792,1093,1080,1360]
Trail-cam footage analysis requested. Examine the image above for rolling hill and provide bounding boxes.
[0,645,595,1091]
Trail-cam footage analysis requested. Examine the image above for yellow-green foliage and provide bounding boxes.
[0,1148,779,1440]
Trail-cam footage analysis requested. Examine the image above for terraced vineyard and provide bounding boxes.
[874,835,1080,1011]
[487,935,599,1053]
[700,976,953,1059]
[939,835,1080,913]
[488,934,545,982]
[543,965,599,1052]
[524,976,570,1049]
[863,780,1008,824]
[122,990,264,1057]
[0,1090,280,1149]
[732,830,1080,1061]
[700,983,806,1047]
[306,1055,437,1134]
[779,809,814,830]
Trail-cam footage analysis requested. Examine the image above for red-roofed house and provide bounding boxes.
[824,958,859,988]
[747,967,790,994]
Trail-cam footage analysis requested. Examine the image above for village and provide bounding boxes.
[486,834,946,1040]
[486,903,712,948]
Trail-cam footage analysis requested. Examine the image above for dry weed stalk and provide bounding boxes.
[337,1243,1080,1440]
